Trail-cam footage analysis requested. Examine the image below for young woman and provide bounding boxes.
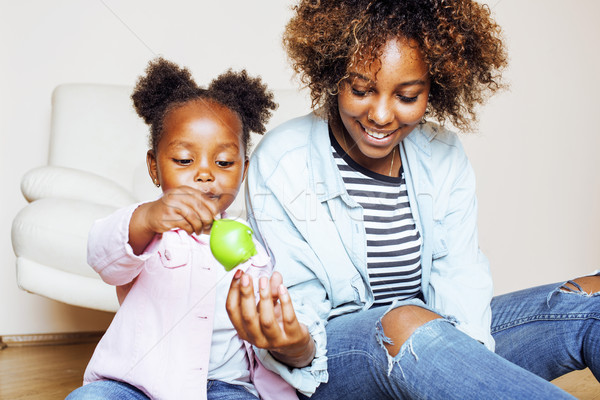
[226,1,600,398]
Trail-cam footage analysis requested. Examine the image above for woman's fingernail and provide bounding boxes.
[259,277,268,291]
[233,269,243,279]
[278,285,289,301]
[241,274,250,287]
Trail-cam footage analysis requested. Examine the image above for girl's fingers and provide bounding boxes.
[161,187,219,234]
[176,193,215,234]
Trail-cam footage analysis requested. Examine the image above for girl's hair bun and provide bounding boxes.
[208,69,277,137]
[131,57,202,126]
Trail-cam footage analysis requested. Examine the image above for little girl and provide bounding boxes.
[66,58,296,400]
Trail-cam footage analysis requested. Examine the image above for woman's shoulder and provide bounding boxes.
[254,112,325,154]
[413,121,462,147]
[404,122,472,183]
[406,121,468,161]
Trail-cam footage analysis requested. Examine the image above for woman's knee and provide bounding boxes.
[380,305,441,356]
[562,275,600,294]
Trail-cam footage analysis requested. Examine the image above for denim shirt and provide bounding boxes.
[245,113,494,396]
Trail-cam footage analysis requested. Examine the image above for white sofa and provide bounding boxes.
[11,83,311,313]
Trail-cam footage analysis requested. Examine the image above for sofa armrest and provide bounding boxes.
[21,166,136,208]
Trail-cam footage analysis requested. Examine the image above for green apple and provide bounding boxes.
[209,219,257,271]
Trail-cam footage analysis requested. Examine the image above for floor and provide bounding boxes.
[0,341,598,399]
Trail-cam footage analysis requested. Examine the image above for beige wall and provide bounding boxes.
[1,0,599,335]
[465,0,600,293]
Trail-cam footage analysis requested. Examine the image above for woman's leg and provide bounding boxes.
[65,380,150,400]
[206,380,258,400]
[492,274,600,381]
[299,305,574,400]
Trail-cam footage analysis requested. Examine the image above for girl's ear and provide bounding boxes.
[147,150,160,187]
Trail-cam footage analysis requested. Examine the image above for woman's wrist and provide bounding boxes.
[270,335,316,368]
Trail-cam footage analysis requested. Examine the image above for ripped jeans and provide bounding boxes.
[299,279,599,400]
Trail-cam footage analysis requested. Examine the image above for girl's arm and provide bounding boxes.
[128,186,220,255]
[87,203,151,286]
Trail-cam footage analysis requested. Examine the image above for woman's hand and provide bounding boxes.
[226,270,316,368]
[129,186,219,254]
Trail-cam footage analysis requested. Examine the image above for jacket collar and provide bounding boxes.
[305,113,437,202]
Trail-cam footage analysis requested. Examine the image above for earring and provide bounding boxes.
[154,180,160,187]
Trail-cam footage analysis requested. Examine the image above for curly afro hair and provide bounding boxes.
[283,0,508,131]
[131,57,277,155]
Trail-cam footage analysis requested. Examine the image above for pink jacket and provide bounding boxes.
[83,204,297,400]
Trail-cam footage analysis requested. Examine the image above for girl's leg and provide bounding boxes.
[299,306,573,400]
[492,274,600,382]
[65,380,149,400]
[206,380,258,400]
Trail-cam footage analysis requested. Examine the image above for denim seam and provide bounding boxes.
[492,313,600,334]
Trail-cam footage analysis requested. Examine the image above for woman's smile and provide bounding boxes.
[361,123,399,140]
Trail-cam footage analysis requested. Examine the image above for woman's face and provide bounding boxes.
[147,100,248,215]
[337,37,430,169]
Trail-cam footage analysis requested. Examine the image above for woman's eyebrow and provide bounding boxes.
[348,72,371,83]
[348,72,427,87]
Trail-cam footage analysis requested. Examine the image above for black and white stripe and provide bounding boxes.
[330,133,422,306]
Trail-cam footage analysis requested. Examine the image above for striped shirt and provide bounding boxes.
[330,131,422,306]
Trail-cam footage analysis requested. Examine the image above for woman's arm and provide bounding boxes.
[425,134,494,348]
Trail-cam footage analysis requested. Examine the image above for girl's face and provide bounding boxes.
[147,100,248,215]
[336,37,430,171]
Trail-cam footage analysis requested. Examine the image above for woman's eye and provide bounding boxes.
[173,158,192,165]
[351,88,368,97]
[398,94,419,103]
[216,161,234,167]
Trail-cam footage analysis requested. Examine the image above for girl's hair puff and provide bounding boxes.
[132,57,277,154]
[208,69,278,151]
[283,0,508,131]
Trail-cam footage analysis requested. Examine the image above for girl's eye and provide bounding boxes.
[173,158,192,165]
[216,161,234,168]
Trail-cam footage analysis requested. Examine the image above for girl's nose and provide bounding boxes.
[195,167,214,182]
[368,97,394,126]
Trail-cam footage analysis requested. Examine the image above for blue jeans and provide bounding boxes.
[492,280,600,382]
[299,278,599,399]
[66,380,258,399]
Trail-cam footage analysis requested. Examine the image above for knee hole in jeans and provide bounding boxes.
[380,305,441,357]
[561,276,600,295]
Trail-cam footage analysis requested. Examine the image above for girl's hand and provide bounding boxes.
[129,186,219,254]
[226,271,316,368]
